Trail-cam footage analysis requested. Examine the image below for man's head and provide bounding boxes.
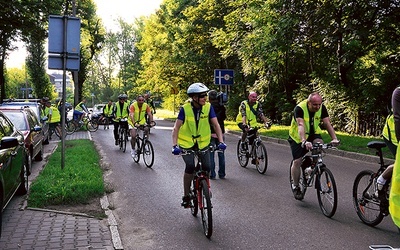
[144,93,150,99]
[137,95,145,107]
[45,101,51,107]
[307,92,322,112]
[248,92,257,104]
[118,94,126,103]
[208,90,218,102]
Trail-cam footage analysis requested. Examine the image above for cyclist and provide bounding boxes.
[73,98,89,124]
[236,91,270,151]
[128,95,154,157]
[102,100,114,130]
[171,82,227,208]
[288,92,339,200]
[45,101,62,139]
[144,93,156,124]
[40,97,50,121]
[113,94,130,145]
[390,87,400,228]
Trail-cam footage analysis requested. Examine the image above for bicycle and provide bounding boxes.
[289,142,339,218]
[236,126,268,174]
[132,121,156,167]
[48,123,66,140]
[117,118,129,153]
[70,113,99,133]
[353,141,391,226]
[180,146,214,238]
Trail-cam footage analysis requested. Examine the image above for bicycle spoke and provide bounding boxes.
[317,167,337,218]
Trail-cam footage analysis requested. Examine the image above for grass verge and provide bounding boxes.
[28,139,105,208]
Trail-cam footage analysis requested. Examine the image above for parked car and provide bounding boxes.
[0,108,44,174]
[0,101,50,144]
[0,111,28,237]
[89,104,106,116]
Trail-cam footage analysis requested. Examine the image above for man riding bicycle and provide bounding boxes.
[236,91,270,151]
[73,99,89,124]
[102,100,114,129]
[46,101,62,139]
[171,83,226,208]
[129,95,154,157]
[113,94,130,145]
[288,92,339,200]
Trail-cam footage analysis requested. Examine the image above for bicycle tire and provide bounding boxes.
[353,170,384,226]
[316,167,338,218]
[190,180,198,217]
[143,140,154,168]
[66,121,76,135]
[122,130,127,152]
[200,179,212,238]
[133,137,140,163]
[289,160,307,200]
[254,142,268,174]
[236,140,249,168]
[87,119,99,132]
[54,126,66,139]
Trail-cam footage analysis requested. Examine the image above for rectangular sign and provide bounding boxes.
[214,69,234,85]
[48,15,81,54]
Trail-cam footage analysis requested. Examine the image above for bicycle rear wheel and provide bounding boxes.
[353,170,384,226]
[143,140,154,168]
[54,126,66,139]
[316,167,338,218]
[190,180,198,217]
[200,179,212,238]
[254,142,268,174]
[87,119,99,132]
[66,121,76,134]
[236,140,249,168]
[133,138,140,163]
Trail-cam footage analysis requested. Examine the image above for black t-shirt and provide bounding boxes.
[210,101,226,134]
[294,104,329,135]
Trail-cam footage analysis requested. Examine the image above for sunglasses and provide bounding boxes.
[198,94,207,98]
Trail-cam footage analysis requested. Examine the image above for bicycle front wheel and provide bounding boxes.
[143,140,154,168]
[190,180,198,217]
[87,119,99,132]
[236,140,249,168]
[66,121,76,134]
[254,142,268,174]
[316,167,338,218]
[200,179,212,238]
[352,170,384,226]
[133,138,140,163]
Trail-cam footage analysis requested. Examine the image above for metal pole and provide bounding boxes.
[61,15,68,170]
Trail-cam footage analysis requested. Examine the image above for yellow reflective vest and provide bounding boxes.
[49,106,61,123]
[289,99,322,143]
[390,146,400,227]
[113,102,129,121]
[383,114,398,146]
[74,102,84,111]
[178,103,211,150]
[130,102,148,126]
[235,101,260,128]
[103,104,113,116]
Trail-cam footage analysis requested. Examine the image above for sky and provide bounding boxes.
[5,0,163,69]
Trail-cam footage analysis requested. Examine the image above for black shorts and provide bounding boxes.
[288,134,323,159]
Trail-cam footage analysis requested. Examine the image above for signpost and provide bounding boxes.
[214,69,234,85]
[48,15,81,169]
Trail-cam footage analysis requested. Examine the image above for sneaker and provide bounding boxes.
[292,186,303,200]
[181,195,191,208]
[219,175,225,179]
[131,149,136,158]
[375,183,383,198]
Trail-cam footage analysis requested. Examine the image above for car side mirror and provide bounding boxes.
[0,136,19,149]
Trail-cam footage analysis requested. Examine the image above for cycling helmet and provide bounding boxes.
[187,83,209,96]
[121,94,128,99]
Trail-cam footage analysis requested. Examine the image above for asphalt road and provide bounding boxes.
[92,119,399,249]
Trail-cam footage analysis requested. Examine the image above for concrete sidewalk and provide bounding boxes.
[0,131,122,250]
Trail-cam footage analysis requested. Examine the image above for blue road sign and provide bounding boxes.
[214,69,234,85]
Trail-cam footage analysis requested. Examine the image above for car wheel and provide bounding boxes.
[17,161,28,195]
[34,149,43,161]
[27,152,32,175]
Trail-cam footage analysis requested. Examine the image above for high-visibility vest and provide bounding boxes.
[131,102,148,125]
[235,101,259,128]
[390,145,400,227]
[75,102,84,111]
[114,102,129,120]
[289,99,322,143]
[49,106,61,123]
[178,102,211,150]
[383,114,398,146]
[103,104,113,116]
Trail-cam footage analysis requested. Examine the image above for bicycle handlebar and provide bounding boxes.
[179,145,222,156]
[134,121,156,128]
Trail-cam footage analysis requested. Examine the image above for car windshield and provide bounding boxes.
[3,112,28,131]
[93,105,104,112]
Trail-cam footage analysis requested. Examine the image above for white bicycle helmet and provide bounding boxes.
[187,83,209,96]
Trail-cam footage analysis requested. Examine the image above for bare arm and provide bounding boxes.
[295,117,308,143]
[321,117,339,142]
[172,119,183,146]
[210,117,224,143]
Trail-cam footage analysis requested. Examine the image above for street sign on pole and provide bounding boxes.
[214,69,234,85]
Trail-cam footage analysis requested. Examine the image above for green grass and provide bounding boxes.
[28,140,105,208]
[157,109,393,159]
